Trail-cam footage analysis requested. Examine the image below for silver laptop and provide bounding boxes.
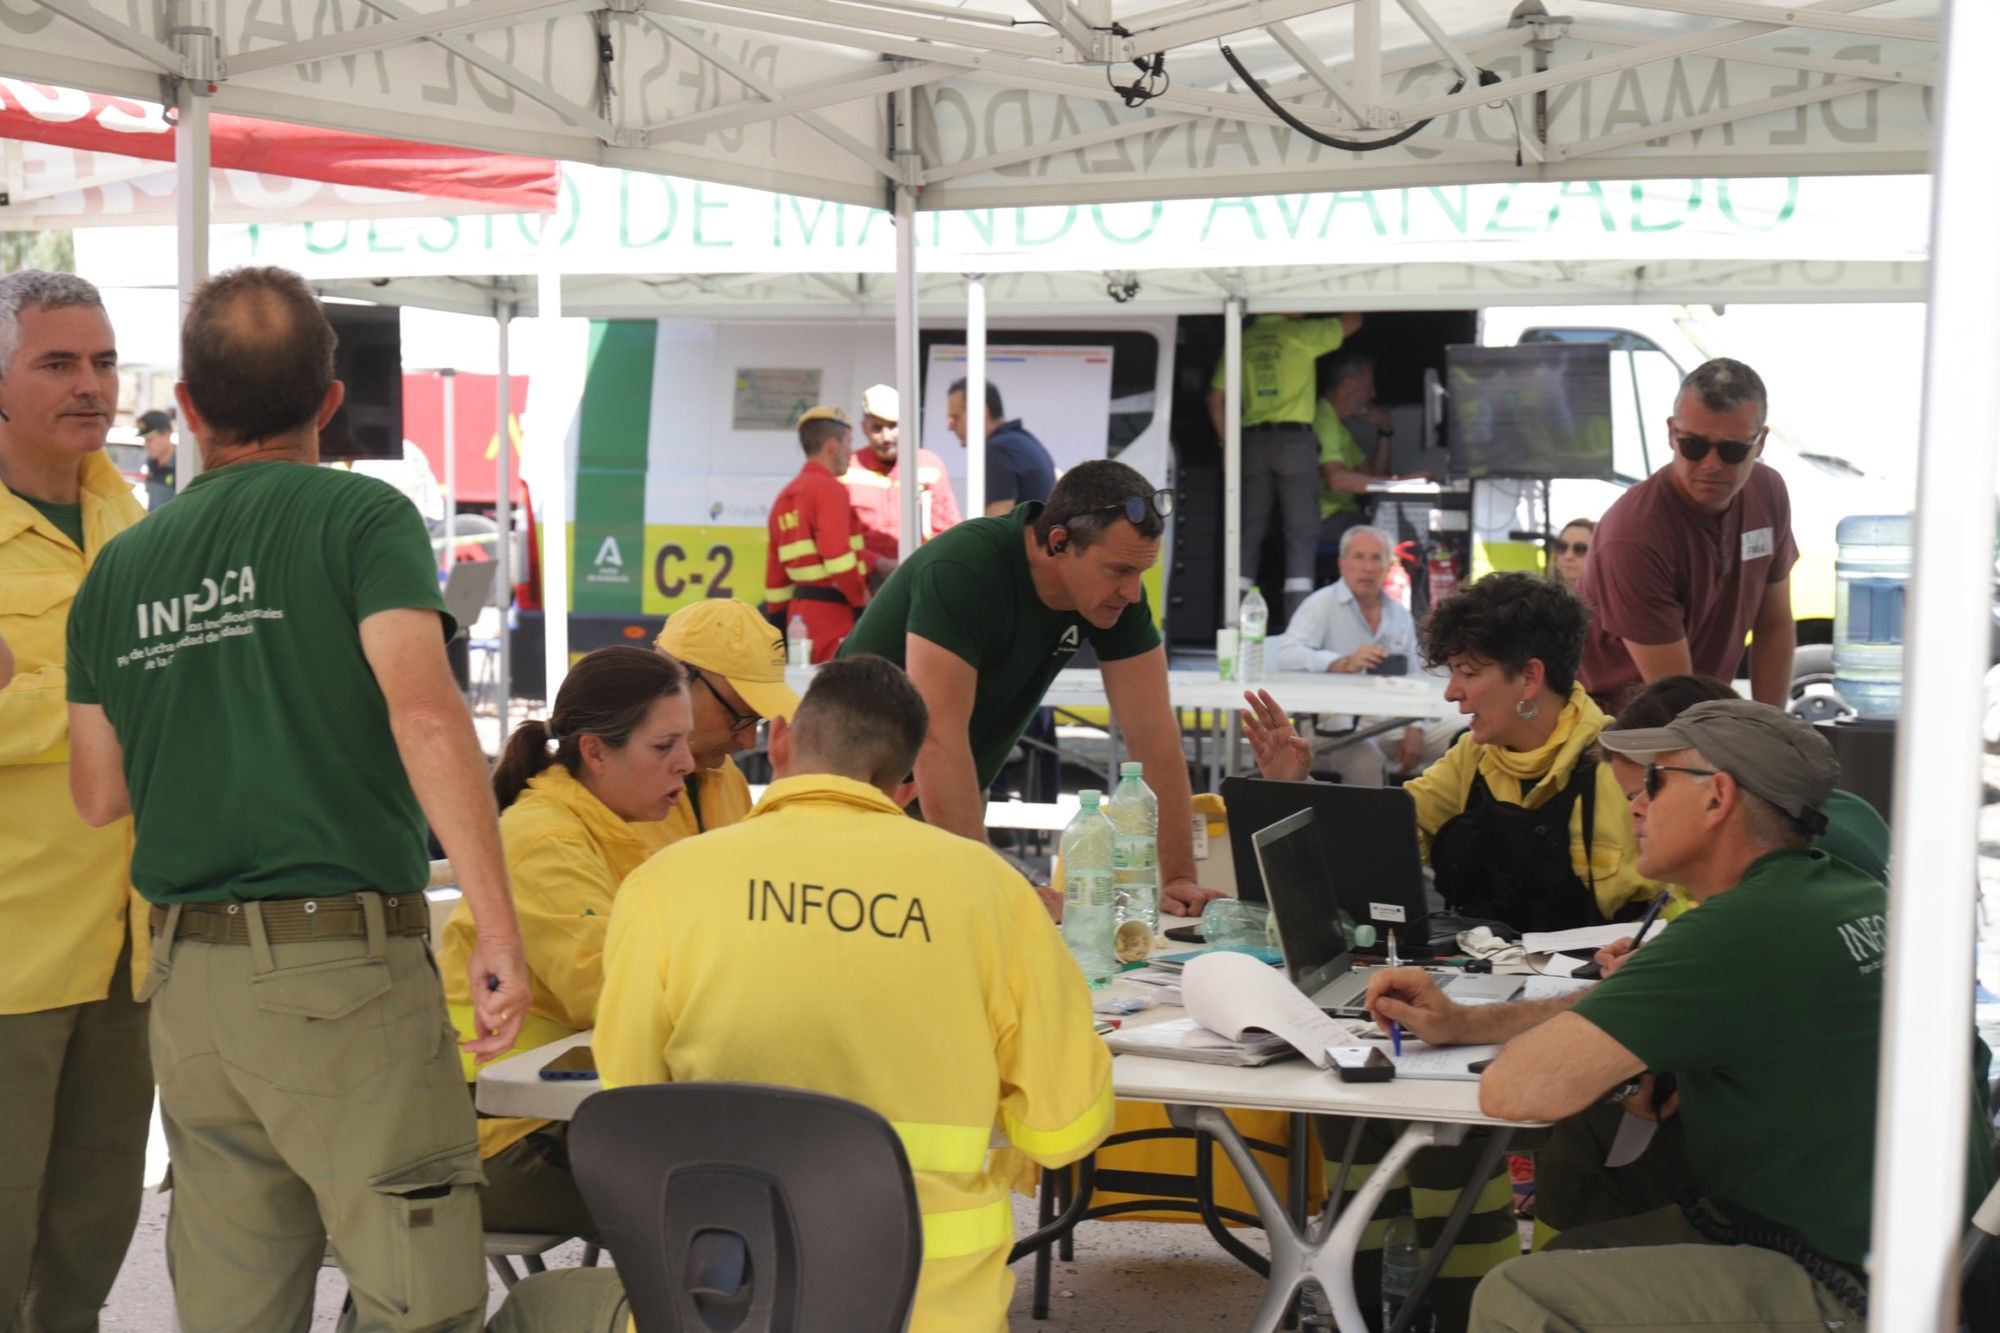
[1251,809,1522,1015]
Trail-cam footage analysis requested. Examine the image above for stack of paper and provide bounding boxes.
[1104,1017,1298,1067]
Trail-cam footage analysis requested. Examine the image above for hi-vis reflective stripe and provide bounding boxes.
[1001,1082,1113,1162]
[849,534,865,552]
[920,1199,1013,1261]
[822,552,858,575]
[777,537,818,562]
[787,561,830,579]
[891,1120,990,1175]
[765,584,795,604]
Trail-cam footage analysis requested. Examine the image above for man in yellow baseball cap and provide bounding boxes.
[645,597,798,847]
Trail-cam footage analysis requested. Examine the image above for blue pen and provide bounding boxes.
[1391,1020,1402,1058]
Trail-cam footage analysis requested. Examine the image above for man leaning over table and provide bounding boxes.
[1362,699,2000,1330]
[0,269,151,1332]
[485,655,1113,1333]
[1275,523,1463,786]
[840,458,1222,920]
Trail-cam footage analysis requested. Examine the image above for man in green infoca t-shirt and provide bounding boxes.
[841,459,1222,921]
[1362,699,1998,1329]
[63,266,529,1333]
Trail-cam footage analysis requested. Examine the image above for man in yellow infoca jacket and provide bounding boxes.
[488,655,1113,1333]
[0,270,151,1327]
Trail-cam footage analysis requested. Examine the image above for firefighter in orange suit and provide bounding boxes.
[764,405,869,663]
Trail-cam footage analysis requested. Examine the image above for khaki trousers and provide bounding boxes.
[0,939,150,1333]
[147,899,487,1333]
[485,1269,627,1333]
[1470,1205,1860,1332]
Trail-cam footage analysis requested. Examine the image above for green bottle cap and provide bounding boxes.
[1120,761,1144,777]
[1079,790,1102,807]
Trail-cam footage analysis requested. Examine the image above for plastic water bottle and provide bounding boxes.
[1239,586,1269,685]
[1107,762,1160,935]
[787,613,812,668]
[1832,514,1912,719]
[1380,1212,1433,1332]
[1060,791,1117,988]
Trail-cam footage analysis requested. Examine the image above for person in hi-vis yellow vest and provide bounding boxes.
[488,655,1113,1333]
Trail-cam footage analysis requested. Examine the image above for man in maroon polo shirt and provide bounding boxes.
[1579,358,1797,710]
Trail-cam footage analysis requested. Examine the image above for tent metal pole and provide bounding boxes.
[1868,0,2000,1326]
[440,367,457,579]
[537,266,569,703]
[1222,295,1244,626]
[966,274,987,517]
[894,187,920,561]
[494,291,514,742]
[171,0,215,487]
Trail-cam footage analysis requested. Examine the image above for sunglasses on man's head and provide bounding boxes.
[1671,430,1758,466]
[1089,489,1176,525]
[1552,539,1588,557]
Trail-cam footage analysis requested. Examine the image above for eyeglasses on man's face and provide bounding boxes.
[1670,428,1760,466]
[1552,539,1589,557]
[694,670,761,734]
[1642,762,1718,800]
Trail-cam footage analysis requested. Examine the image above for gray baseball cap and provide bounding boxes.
[1597,698,1839,833]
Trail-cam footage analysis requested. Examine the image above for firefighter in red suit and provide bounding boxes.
[763,405,869,663]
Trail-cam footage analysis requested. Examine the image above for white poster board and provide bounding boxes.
[922,345,1116,492]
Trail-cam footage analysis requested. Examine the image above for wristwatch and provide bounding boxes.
[1604,1079,1643,1105]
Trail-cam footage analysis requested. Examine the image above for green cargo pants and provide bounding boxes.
[476,1125,597,1242]
[146,899,487,1333]
[1469,1205,1860,1332]
[0,936,150,1333]
[484,1269,627,1333]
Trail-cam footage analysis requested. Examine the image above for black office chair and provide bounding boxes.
[571,1083,923,1333]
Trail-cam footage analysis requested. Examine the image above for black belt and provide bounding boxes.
[150,893,430,945]
[790,586,854,606]
[1246,421,1312,433]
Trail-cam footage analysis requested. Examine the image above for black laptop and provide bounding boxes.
[1253,809,1521,1014]
[1222,777,1432,954]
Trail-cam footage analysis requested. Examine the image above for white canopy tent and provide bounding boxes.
[2,1,1987,1325]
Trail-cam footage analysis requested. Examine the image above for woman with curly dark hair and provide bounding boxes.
[1246,571,1657,933]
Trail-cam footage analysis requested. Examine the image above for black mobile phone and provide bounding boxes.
[1367,654,1409,677]
[538,1045,598,1080]
[1329,1046,1396,1082]
[1467,1057,1497,1075]
[1164,924,1205,944]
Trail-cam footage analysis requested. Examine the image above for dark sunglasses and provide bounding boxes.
[1672,429,1758,465]
[1552,540,1589,557]
[1643,763,1717,799]
[694,669,761,733]
[1089,489,1175,525]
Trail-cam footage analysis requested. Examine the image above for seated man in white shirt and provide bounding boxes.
[1274,524,1464,786]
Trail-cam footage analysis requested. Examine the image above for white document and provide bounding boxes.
[1522,975,1597,1002]
[1520,921,1667,955]
[1366,1039,1503,1081]
[1183,951,1348,1070]
[1103,1017,1294,1067]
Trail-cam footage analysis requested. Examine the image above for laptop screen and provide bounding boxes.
[1251,809,1351,992]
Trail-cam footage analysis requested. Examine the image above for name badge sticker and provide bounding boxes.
[1371,902,1408,923]
[1741,527,1774,561]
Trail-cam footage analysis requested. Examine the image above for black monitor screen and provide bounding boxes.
[1253,811,1348,987]
[320,303,402,461]
[1444,343,1613,480]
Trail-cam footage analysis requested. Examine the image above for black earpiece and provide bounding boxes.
[1050,538,1067,554]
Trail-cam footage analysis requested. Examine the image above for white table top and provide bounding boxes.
[474,981,1524,1129]
[785,665,1456,721]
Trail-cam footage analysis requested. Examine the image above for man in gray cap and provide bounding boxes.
[1362,700,2000,1330]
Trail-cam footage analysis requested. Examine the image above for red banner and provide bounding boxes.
[0,80,558,211]
[403,372,531,505]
